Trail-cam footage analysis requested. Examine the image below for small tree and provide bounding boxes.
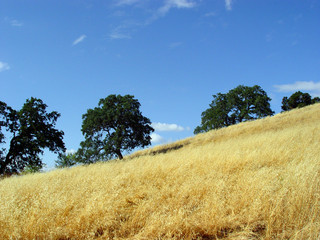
[21,163,46,175]
[282,91,320,111]
[312,97,320,104]
[0,98,65,175]
[195,85,274,134]
[55,152,77,168]
[311,97,320,104]
[78,94,154,162]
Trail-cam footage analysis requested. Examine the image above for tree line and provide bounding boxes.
[1,86,319,174]
[194,85,319,134]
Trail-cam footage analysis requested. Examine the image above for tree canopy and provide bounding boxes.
[0,98,65,175]
[281,91,320,111]
[194,85,274,134]
[78,94,154,162]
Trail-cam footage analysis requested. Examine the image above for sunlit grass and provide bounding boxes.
[1,104,320,239]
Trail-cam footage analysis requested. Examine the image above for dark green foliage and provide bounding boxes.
[282,91,320,111]
[78,94,154,162]
[312,97,320,104]
[21,164,46,175]
[194,93,231,134]
[76,138,109,164]
[0,101,9,163]
[55,152,77,168]
[281,91,311,111]
[195,85,274,134]
[0,98,65,175]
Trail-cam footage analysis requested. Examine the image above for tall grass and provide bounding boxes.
[1,104,320,239]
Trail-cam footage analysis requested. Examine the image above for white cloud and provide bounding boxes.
[274,81,320,97]
[108,20,140,40]
[274,81,320,92]
[204,12,216,17]
[151,133,165,144]
[66,149,77,155]
[151,122,185,132]
[169,41,183,48]
[158,0,196,16]
[169,0,196,8]
[111,1,197,36]
[11,19,23,27]
[225,0,232,11]
[114,0,140,6]
[266,33,273,42]
[72,34,87,45]
[109,31,131,39]
[4,17,24,27]
[0,62,10,72]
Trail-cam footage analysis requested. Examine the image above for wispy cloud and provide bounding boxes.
[108,20,141,40]
[72,34,87,45]
[225,0,232,11]
[109,30,132,39]
[204,11,216,17]
[266,33,273,42]
[11,19,23,27]
[4,17,24,27]
[114,0,140,6]
[142,0,197,25]
[158,0,196,16]
[274,81,320,96]
[152,122,185,132]
[169,42,183,48]
[110,0,197,39]
[0,61,10,72]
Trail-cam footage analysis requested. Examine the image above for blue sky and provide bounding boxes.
[1,0,319,168]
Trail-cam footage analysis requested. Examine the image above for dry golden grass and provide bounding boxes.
[1,104,320,239]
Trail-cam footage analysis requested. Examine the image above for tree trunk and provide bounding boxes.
[0,155,12,175]
[0,162,5,175]
[116,149,123,160]
[0,136,18,175]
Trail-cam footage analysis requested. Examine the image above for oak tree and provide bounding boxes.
[195,85,274,134]
[78,94,154,162]
[0,98,65,175]
[281,91,320,111]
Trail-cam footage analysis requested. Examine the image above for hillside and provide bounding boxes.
[1,104,320,239]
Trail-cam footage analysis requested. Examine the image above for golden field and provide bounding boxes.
[1,104,320,239]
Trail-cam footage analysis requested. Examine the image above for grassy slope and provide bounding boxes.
[1,104,320,239]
